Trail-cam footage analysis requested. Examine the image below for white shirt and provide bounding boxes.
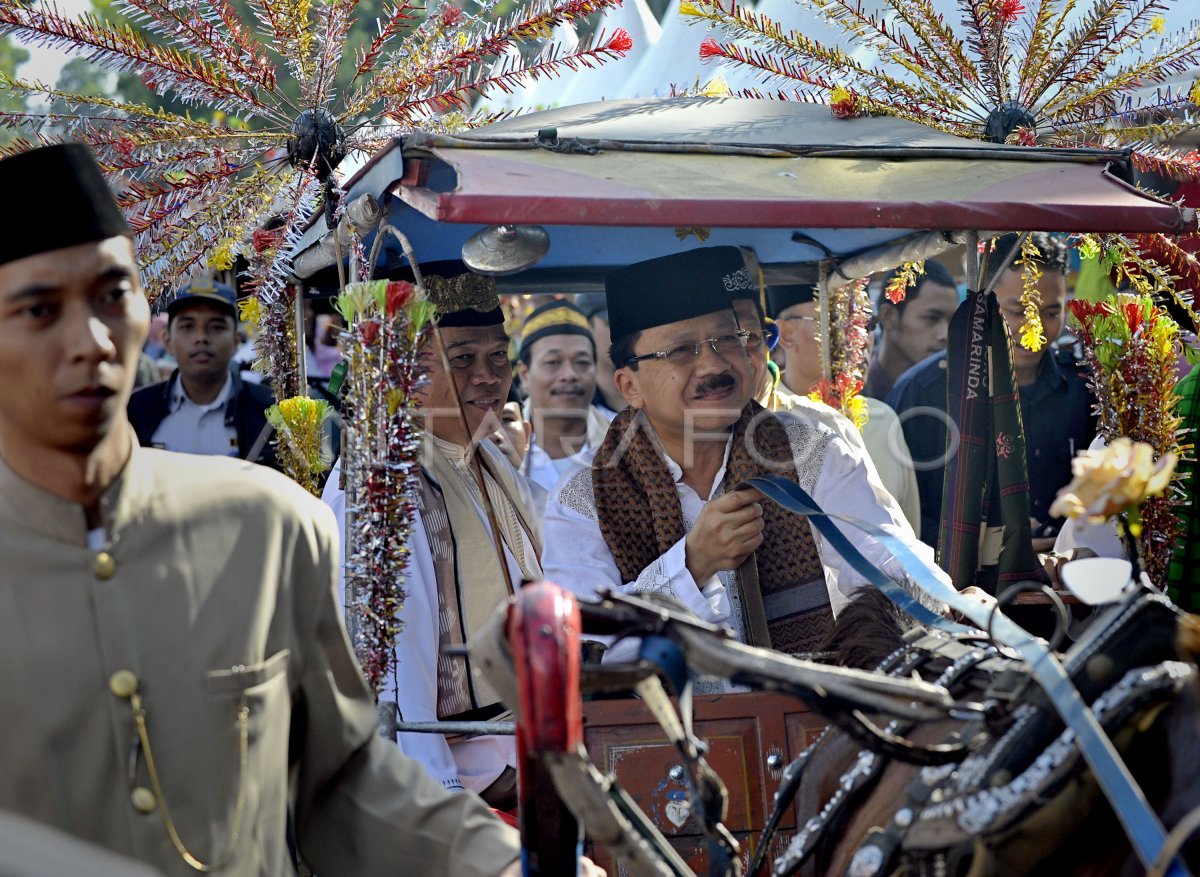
[322,443,544,795]
[149,373,238,456]
[520,403,615,491]
[523,440,592,491]
[770,382,922,533]
[542,417,947,654]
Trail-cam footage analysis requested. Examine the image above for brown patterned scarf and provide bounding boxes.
[592,402,833,654]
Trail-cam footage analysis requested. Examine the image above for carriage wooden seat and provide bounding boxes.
[583,692,828,874]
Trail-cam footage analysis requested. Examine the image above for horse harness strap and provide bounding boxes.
[770,644,953,876]
[836,643,1003,877]
[903,661,1195,874]
[784,594,1193,877]
[747,475,1190,876]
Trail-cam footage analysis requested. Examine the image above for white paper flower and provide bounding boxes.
[1049,438,1176,522]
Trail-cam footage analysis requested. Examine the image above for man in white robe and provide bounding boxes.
[515,299,613,490]
[323,265,542,809]
[542,247,949,656]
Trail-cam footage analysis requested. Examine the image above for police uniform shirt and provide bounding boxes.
[149,373,239,456]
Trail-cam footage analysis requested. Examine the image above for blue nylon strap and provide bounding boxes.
[744,475,1187,877]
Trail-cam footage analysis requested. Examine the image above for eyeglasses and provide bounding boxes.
[740,330,766,349]
[626,330,753,367]
[777,315,816,323]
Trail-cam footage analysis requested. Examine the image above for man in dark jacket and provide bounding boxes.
[887,234,1095,551]
[128,277,278,468]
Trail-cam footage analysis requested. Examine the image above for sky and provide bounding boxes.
[15,0,92,84]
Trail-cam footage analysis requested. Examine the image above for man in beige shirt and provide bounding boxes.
[0,144,533,876]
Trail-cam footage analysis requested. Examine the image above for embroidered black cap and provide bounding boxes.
[604,247,750,341]
[0,144,131,266]
[388,260,503,327]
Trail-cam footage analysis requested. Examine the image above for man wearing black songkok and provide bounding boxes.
[541,246,950,660]
[0,144,539,876]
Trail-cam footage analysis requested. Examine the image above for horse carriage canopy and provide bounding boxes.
[292,96,1197,289]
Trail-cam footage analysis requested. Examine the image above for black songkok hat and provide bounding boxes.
[605,247,749,341]
[574,292,608,321]
[519,299,594,359]
[0,144,130,266]
[766,283,816,318]
[388,260,503,327]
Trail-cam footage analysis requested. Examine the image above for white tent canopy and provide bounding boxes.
[513,0,1196,111]
[618,0,712,96]
[516,21,581,109]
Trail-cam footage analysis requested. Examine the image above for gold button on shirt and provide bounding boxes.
[93,551,117,580]
[130,788,157,814]
[109,670,138,699]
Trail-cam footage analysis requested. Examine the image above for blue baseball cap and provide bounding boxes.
[166,276,238,320]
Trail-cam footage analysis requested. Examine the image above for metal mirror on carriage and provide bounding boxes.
[461,224,551,275]
[1060,557,1135,605]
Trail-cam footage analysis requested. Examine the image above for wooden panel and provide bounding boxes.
[586,717,763,833]
[784,703,830,759]
[604,831,800,877]
[583,691,827,875]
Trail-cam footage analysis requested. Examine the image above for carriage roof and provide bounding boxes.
[291,96,1196,291]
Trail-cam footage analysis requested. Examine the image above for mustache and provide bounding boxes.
[694,373,736,396]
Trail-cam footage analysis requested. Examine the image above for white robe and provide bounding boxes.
[541,416,947,655]
[322,442,545,795]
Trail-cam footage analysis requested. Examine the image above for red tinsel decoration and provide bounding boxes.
[608,28,633,53]
[699,36,724,61]
[385,281,415,317]
[1014,126,1037,146]
[439,4,465,27]
[993,0,1026,24]
[252,227,283,254]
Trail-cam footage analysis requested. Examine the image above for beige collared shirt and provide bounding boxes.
[0,444,517,876]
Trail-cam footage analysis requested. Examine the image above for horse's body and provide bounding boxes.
[787,588,1200,877]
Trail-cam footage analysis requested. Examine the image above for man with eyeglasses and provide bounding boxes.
[541,247,947,659]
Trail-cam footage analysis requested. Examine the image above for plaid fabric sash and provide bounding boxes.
[592,403,831,653]
[939,290,1042,592]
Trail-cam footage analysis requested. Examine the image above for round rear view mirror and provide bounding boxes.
[1060,557,1133,606]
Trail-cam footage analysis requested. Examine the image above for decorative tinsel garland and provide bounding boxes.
[335,279,435,696]
[811,276,871,430]
[883,260,925,304]
[1068,293,1183,585]
[266,396,333,496]
[0,0,633,492]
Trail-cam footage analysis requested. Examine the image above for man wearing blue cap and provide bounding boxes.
[127,275,277,467]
